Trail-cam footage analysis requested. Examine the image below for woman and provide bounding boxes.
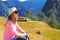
[4,7,30,40]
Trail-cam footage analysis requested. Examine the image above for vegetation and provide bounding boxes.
[0,17,60,40]
[22,0,60,29]
[23,8,60,29]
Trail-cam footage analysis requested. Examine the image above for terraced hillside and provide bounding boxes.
[0,17,60,40]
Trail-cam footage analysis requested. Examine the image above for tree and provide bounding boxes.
[23,10,37,20]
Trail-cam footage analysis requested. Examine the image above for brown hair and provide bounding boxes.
[8,13,17,24]
[8,15,12,20]
[4,15,13,26]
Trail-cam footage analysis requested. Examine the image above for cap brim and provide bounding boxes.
[14,8,20,13]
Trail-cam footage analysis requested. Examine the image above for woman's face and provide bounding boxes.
[12,11,18,21]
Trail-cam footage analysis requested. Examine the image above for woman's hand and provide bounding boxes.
[15,32,30,40]
[25,34,30,40]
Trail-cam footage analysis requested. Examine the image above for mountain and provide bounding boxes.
[0,0,47,16]
[23,0,60,29]
[41,0,60,23]
[0,0,60,29]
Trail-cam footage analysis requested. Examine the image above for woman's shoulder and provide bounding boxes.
[5,20,12,25]
[4,20,12,28]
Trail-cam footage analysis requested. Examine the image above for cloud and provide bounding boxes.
[1,0,6,1]
[18,0,28,2]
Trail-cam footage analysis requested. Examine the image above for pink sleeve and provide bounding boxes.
[7,22,19,36]
[16,23,25,33]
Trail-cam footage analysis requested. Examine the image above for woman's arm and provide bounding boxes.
[16,23,26,34]
[16,23,30,40]
[8,22,27,37]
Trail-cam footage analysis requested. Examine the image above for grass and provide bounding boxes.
[0,17,60,40]
[18,21,60,40]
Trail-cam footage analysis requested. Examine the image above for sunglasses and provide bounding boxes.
[14,11,18,14]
